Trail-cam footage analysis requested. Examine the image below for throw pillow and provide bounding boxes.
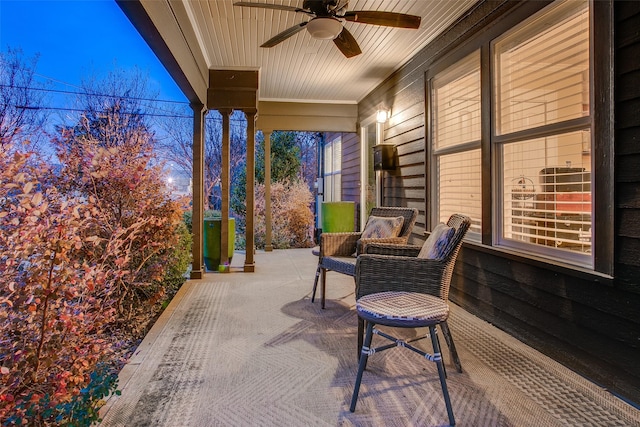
[360,215,405,240]
[418,223,455,260]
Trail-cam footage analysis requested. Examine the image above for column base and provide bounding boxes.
[244,263,255,272]
[190,269,204,279]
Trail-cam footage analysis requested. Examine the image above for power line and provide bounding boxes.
[1,82,189,117]
[10,104,249,123]
[33,72,84,92]
[3,84,251,123]
[0,83,188,105]
[13,104,191,119]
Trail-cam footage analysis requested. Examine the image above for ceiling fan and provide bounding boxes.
[233,0,421,58]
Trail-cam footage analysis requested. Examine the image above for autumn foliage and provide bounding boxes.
[0,106,190,424]
[53,107,189,334]
[254,179,315,249]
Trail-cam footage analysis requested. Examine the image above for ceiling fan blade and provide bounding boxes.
[233,2,306,14]
[261,22,308,48]
[344,11,421,29]
[333,27,362,58]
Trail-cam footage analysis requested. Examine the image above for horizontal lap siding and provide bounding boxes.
[614,0,640,367]
[337,132,361,225]
[614,13,640,370]
[379,126,427,241]
[452,245,640,401]
[357,0,640,404]
[381,78,427,243]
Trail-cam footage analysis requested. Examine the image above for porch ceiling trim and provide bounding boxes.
[117,0,209,104]
[257,101,357,133]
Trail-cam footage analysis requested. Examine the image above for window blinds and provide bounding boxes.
[494,0,590,135]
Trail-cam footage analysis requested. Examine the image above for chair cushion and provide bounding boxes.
[361,215,404,239]
[321,255,357,277]
[418,223,455,260]
[356,291,449,328]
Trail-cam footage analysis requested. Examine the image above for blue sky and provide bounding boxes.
[0,0,186,104]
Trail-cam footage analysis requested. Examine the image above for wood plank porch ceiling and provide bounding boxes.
[187,0,477,103]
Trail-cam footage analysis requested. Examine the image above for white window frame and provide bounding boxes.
[324,135,341,202]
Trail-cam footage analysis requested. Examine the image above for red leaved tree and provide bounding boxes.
[53,101,188,333]
[1,102,189,424]
[0,143,124,424]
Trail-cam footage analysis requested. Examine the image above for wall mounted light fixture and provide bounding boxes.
[376,108,390,123]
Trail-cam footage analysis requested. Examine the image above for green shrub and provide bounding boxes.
[158,221,192,295]
[55,363,120,426]
[184,209,220,233]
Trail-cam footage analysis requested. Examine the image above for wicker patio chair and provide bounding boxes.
[311,206,418,309]
[349,213,471,426]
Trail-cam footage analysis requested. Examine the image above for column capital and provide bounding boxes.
[242,108,258,118]
[189,102,205,113]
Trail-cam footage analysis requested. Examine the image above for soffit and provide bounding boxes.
[184,0,477,103]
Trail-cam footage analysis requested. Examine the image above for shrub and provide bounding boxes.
[53,115,189,335]
[0,145,122,424]
[254,179,314,249]
[157,220,192,296]
[1,126,190,423]
[183,209,221,234]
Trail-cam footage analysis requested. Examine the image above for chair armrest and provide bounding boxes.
[355,254,447,299]
[363,243,422,257]
[320,232,362,257]
[356,236,409,254]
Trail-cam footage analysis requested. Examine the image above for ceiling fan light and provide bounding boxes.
[306,18,342,40]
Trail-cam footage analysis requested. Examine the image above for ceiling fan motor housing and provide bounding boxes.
[303,0,342,17]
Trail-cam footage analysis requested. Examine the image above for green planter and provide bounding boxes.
[203,217,236,271]
[321,201,355,232]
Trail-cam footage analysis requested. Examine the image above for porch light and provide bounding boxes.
[306,17,343,40]
[376,108,390,123]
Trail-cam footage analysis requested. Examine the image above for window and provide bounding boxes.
[324,136,341,201]
[430,51,482,237]
[494,0,591,266]
[428,0,595,268]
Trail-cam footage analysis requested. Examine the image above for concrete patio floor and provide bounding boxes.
[99,248,640,426]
